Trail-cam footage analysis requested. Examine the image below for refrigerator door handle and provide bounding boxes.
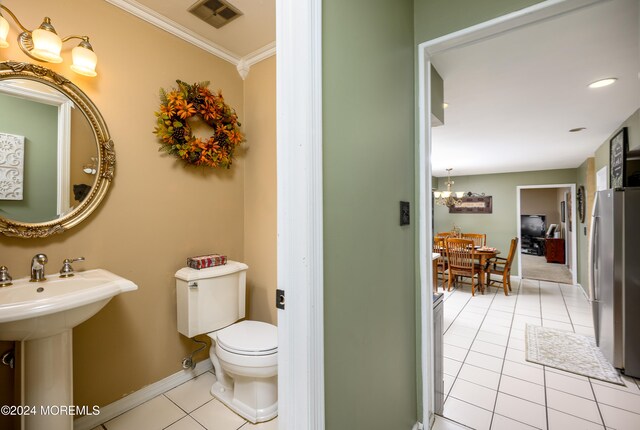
[589,192,599,302]
[589,192,600,346]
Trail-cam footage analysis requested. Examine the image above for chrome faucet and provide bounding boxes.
[30,254,48,282]
[59,257,85,277]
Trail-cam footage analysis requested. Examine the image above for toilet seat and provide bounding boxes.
[216,320,278,356]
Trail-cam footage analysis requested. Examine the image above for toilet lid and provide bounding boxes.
[217,320,278,356]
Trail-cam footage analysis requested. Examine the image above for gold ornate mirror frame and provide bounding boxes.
[0,61,114,238]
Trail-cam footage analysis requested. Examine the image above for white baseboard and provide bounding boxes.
[412,421,424,430]
[74,360,213,430]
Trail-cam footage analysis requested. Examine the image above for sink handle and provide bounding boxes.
[0,266,12,287]
[59,257,85,278]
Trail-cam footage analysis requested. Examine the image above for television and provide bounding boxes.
[521,215,546,237]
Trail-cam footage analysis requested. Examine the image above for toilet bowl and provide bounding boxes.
[208,320,278,423]
[175,262,278,423]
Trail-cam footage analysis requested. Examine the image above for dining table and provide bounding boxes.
[474,247,500,291]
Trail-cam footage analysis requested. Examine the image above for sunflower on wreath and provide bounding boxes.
[154,80,244,168]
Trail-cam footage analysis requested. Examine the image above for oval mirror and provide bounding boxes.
[0,61,114,238]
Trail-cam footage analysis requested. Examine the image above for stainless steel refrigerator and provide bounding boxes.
[590,188,640,377]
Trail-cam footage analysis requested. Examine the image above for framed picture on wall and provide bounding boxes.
[610,127,628,189]
[560,201,565,223]
[567,192,572,232]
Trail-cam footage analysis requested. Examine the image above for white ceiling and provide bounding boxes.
[109,0,275,58]
[431,0,640,177]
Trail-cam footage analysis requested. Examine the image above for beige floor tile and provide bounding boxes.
[191,400,247,430]
[165,372,217,413]
[491,414,538,430]
[470,339,506,359]
[432,414,472,430]
[463,350,503,374]
[166,416,207,430]
[547,409,604,430]
[457,363,500,390]
[545,369,594,400]
[546,388,602,424]
[499,374,545,405]
[443,397,492,430]
[103,395,185,430]
[599,404,640,430]
[449,378,497,411]
[444,357,463,377]
[502,360,544,385]
[592,383,640,414]
[494,392,546,429]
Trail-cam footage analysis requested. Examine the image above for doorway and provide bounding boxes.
[418,0,620,425]
[517,185,578,285]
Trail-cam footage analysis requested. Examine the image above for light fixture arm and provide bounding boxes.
[0,5,29,32]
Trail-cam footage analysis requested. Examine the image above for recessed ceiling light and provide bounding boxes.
[443,102,449,109]
[588,78,617,88]
[569,127,586,132]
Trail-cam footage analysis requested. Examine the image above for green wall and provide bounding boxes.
[414,0,544,43]
[0,93,58,223]
[576,158,592,289]
[323,0,417,428]
[434,169,577,277]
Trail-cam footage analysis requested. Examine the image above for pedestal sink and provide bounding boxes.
[0,269,138,430]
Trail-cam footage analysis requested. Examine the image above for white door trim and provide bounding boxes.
[516,184,578,285]
[417,0,596,423]
[276,0,324,429]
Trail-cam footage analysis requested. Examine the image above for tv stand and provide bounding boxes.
[521,235,545,256]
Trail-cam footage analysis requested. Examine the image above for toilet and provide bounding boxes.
[175,261,277,423]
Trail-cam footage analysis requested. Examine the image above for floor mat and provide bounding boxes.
[525,324,624,385]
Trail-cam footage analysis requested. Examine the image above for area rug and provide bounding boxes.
[525,324,624,385]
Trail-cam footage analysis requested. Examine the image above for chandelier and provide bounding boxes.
[433,168,465,208]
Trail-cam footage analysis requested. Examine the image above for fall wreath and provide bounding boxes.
[154,80,244,168]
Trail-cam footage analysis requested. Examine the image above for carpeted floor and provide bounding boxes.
[521,253,573,284]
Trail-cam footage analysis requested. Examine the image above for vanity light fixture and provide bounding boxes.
[0,4,98,76]
[588,78,617,89]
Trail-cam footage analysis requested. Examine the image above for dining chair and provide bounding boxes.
[433,236,448,291]
[485,237,519,295]
[445,238,482,295]
[462,233,486,247]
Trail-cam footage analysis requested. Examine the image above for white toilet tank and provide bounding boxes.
[176,261,248,338]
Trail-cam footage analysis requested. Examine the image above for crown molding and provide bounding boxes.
[104,0,276,79]
[104,0,241,65]
[237,42,276,79]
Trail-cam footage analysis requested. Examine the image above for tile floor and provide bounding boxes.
[90,275,640,430]
[438,275,640,430]
[92,371,277,430]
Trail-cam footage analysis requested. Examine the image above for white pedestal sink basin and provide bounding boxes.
[0,269,138,430]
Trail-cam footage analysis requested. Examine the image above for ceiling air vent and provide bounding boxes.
[189,0,243,29]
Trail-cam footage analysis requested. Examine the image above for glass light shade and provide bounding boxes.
[433,191,441,198]
[455,192,464,198]
[70,45,97,77]
[0,15,9,48]
[31,28,63,63]
[442,191,451,198]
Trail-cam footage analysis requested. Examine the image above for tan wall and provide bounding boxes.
[521,188,561,225]
[243,57,277,325]
[0,0,245,409]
